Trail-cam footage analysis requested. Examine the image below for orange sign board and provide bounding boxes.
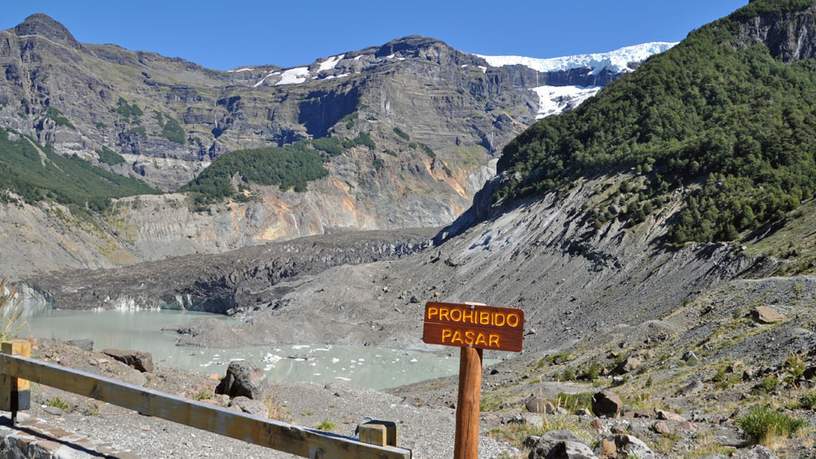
[422,302,524,352]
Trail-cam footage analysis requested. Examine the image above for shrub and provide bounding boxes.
[97,146,126,166]
[784,353,806,385]
[758,375,780,393]
[154,112,185,144]
[115,97,142,122]
[392,127,410,141]
[45,107,74,129]
[737,405,806,446]
[799,391,816,410]
[311,137,344,156]
[342,132,376,150]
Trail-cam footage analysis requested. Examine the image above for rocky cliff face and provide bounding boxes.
[733,4,816,61]
[0,14,671,277]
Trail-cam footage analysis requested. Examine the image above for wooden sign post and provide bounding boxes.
[422,302,524,459]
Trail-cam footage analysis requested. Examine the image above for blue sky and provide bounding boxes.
[5,1,748,70]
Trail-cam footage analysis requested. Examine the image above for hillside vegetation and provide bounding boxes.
[182,134,378,204]
[0,129,156,211]
[496,0,816,244]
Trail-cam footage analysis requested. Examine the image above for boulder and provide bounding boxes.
[732,445,778,459]
[652,421,672,435]
[750,306,785,324]
[542,441,597,459]
[66,339,93,352]
[229,396,268,418]
[681,350,699,365]
[591,391,622,418]
[529,431,596,459]
[102,349,153,373]
[616,355,643,374]
[655,409,686,422]
[525,396,553,414]
[614,434,654,458]
[677,380,704,396]
[215,361,264,399]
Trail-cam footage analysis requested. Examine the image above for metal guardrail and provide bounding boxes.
[0,340,411,459]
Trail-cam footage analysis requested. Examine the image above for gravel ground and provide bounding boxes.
[25,340,516,458]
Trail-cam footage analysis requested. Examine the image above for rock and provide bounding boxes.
[529,432,597,459]
[43,406,65,416]
[614,435,654,458]
[228,396,268,418]
[616,355,643,374]
[120,369,147,386]
[732,445,778,459]
[590,418,604,432]
[409,295,420,304]
[525,396,553,414]
[682,350,699,365]
[652,421,672,435]
[102,348,154,373]
[541,441,597,459]
[66,339,93,351]
[655,409,686,422]
[599,438,616,458]
[591,391,622,418]
[215,361,264,399]
[677,380,704,396]
[750,306,785,324]
[576,408,592,417]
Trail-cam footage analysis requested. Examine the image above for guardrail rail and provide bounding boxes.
[0,340,411,459]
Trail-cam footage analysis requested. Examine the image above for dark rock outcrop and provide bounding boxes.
[215,361,264,400]
[102,349,154,373]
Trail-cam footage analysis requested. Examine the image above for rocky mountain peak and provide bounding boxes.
[731,0,816,62]
[374,35,450,57]
[13,13,79,48]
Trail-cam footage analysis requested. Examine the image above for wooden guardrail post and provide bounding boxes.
[0,340,31,424]
[358,420,398,447]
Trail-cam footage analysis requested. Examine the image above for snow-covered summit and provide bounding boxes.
[476,42,677,75]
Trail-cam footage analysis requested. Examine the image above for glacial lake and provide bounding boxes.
[23,310,482,390]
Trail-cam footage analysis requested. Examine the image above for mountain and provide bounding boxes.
[490,0,816,247]
[0,14,671,277]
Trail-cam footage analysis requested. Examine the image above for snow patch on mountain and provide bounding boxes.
[532,85,601,119]
[477,42,676,75]
[318,54,345,72]
[276,67,310,86]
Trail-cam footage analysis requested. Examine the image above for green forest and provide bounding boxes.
[182,142,330,203]
[496,0,816,243]
[0,129,156,211]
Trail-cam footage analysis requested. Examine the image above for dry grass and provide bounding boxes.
[264,394,291,422]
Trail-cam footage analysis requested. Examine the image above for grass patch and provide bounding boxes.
[45,397,71,411]
[737,405,806,446]
[311,137,344,156]
[115,97,142,122]
[799,391,816,410]
[553,392,594,413]
[315,420,336,431]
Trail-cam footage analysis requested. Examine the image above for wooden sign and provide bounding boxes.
[422,302,524,352]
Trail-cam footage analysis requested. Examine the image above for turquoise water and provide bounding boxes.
[24,310,475,390]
